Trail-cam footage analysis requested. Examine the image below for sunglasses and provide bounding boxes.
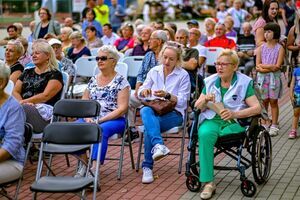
[95,56,114,61]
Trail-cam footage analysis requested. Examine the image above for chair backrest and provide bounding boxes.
[90,48,100,56]
[0,46,6,60]
[24,123,33,149]
[206,47,224,66]
[121,56,144,77]
[27,42,33,55]
[227,36,237,43]
[61,71,70,99]
[43,122,101,144]
[74,56,97,77]
[53,99,101,118]
[94,62,129,78]
[4,80,14,95]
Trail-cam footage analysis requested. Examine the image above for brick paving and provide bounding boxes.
[2,77,299,200]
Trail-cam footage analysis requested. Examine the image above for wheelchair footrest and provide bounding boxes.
[216,132,245,148]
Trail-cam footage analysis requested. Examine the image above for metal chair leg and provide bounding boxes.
[136,132,143,172]
[128,130,135,169]
[117,133,126,180]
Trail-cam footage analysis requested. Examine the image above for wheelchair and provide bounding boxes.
[185,110,272,197]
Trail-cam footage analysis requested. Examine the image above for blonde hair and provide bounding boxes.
[69,31,85,44]
[159,41,183,67]
[218,49,240,66]
[32,39,58,70]
[61,27,73,37]
[7,40,24,58]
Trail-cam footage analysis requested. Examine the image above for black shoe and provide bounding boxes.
[125,129,139,144]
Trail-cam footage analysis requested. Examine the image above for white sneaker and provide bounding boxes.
[269,126,279,137]
[74,163,87,178]
[142,167,154,184]
[151,144,170,161]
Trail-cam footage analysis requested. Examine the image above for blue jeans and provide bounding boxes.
[76,118,126,164]
[140,107,183,169]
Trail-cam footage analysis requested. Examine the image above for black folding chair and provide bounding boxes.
[30,122,102,200]
[0,123,33,200]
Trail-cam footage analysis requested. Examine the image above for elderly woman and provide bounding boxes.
[33,7,60,39]
[224,16,237,38]
[13,39,63,133]
[0,62,26,184]
[67,31,91,63]
[204,18,216,40]
[75,45,130,176]
[60,27,73,55]
[137,41,191,184]
[85,26,103,49]
[5,40,24,84]
[194,49,261,199]
[252,0,279,47]
[114,23,135,53]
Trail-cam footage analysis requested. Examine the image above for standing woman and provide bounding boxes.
[5,40,24,84]
[33,7,61,39]
[0,62,26,185]
[67,32,91,63]
[252,0,279,47]
[138,41,191,184]
[82,8,103,39]
[13,40,63,133]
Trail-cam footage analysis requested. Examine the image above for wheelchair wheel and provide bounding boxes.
[251,127,272,185]
[186,175,201,192]
[240,180,256,197]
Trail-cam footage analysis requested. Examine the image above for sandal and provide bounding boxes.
[200,183,216,200]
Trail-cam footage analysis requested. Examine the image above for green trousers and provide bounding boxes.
[198,118,245,182]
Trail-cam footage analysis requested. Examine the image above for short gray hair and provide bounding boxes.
[176,28,189,37]
[0,61,11,87]
[153,30,168,43]
[98,45,120,61]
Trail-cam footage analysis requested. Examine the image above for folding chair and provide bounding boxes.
[0,123,33,200]
[4,80,14,95]
[121,56,144,89]
[94,64,135,180]
[0,46,5,61]
[70,56,97,98]
[90,48,100,56]
[61,71,70,99]
[30,122,102,200]
[135,103,189,174]
[206,47,224,75]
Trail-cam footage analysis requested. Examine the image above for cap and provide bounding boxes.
[187,20,199,26]
[48,38,62,46]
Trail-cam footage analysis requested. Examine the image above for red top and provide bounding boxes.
[204,35,236,49]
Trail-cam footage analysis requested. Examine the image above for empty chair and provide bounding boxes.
[30,122,102,200]
[70,56,97,97]
[121,56,144,78]
[206,47,224,75]
[90,48,100,56]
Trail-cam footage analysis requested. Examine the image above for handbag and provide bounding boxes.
[142,98,176,116]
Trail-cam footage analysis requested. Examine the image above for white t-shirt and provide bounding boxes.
[227,8,249,29]
[217,10,228,24]
[101,33,120,46]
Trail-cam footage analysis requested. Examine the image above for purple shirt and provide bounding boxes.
[131,44,150,56]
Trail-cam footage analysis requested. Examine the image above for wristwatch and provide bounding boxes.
[165,93,171,100]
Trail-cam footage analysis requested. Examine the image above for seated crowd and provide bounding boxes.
[0,0,295,198]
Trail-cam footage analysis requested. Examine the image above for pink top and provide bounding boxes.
[252,17,266,36]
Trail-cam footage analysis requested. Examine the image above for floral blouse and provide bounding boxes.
[87,73,130,118]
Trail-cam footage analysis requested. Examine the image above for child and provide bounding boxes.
[289,67,300,139]
[216,2,228,24]
[256,22,285,136]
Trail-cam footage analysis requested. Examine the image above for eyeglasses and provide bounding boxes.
[214,62,234,67]
[95,56,114,61]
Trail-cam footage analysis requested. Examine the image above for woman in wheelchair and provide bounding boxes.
[194,49,262,199]
[0,62,26,184]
